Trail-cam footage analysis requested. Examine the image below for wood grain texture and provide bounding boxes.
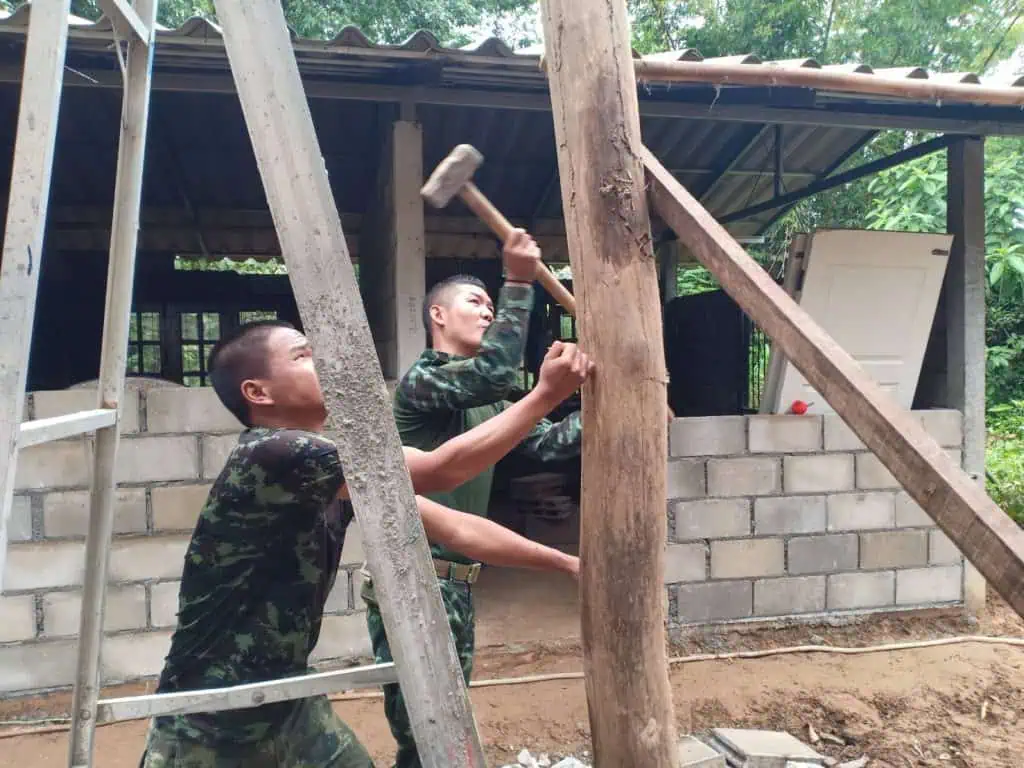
[539,0,677,765]
[212,2,485,765]
[642,143,1024,619]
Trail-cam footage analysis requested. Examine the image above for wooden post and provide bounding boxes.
[212,3,486,766]
[947,137,988,617]
[0,0,71,589]
[539,1,678,765]
[642,145,1024,618]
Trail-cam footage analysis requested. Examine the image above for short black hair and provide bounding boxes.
[422,274,488,340]
[208,319,296,427]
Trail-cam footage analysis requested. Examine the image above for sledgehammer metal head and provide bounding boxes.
[421,144,484,208]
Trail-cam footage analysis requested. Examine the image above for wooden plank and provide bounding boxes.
[96,663,399,723]
[0,0,71,593]
[633,59,1024,107]
[97,0,151,45]
[538,0,677,765]
[641,143,1024,618]
[18,409,116,448]
[67,1,158,765]
[211,2,486,766]
[947,138,989,616]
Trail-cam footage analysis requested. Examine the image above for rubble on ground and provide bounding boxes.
[500,750,589,768]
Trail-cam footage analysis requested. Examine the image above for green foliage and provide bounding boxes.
[987,401,1024,525]
[174,255,288,275]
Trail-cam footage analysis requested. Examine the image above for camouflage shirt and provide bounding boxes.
[152,427,351,748]
[393,282,582,564]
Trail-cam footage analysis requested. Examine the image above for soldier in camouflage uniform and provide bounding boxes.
[140,317,591,767]
[363,230,584,768]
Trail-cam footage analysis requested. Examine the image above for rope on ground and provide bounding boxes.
[2,634,1022,738]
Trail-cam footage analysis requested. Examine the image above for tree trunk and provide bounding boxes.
[539,0,677,765]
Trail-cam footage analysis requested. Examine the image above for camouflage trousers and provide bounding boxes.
[139,694,375,767]
[362,577,475,768]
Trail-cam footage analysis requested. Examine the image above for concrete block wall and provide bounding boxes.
[663,410,967,626]
[2,387,371,695]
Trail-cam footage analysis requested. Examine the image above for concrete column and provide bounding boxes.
[358,117,426,381]
[946,137,987,618]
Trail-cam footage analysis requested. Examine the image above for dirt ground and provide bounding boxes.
[2,591,1023,768]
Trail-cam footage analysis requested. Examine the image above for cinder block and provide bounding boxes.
[341,521,364,565]
[674,580,752,623]
[855,453,899,490]
[203,434,241,480]
[4,541,85,590]
[0,640,78,694]
[102,631,172,683]
[857,450,958,492]
[860,530,928,569]
[664,543,707,583]
[150,581,181,628]
[827,571,895,610]
[748,415,822,453]
[43,585,147,637]
[9,495,33,542]
[929,530,962,565]
[753,496,825,535]
[707,457,780,497]
[670,416,746,457]
[823,415,864,451]
[672,498,750,541]
[667,459,706,500]
[711,538,784,579]
[896,565,962,605]
[708,729,824,767]
[677,735,725,767]
[754,575,826,616]
[42,488,147,538]
[310,614,372,661]
[895,492,934,528]
[110,536,190,582]
[827,492,895,531]
[324,574,352,614]
[787,534,858,575]
[146,387,242,434]
[33,388,140,434]
[14,439,91,491]
[917,409,963,447]
[783,454,854,494]
[118,435,199,483]
[152,484,212,532]
[0,595,37,642]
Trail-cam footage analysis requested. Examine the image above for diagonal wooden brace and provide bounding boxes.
[640,143,1024,618]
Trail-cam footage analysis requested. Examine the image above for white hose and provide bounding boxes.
[1,634,1021,738]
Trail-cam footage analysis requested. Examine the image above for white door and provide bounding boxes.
[772,228,952,414]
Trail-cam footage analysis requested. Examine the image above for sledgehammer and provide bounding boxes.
[421,144,577,317]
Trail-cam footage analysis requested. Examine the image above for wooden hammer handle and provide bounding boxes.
[459,182,578,317]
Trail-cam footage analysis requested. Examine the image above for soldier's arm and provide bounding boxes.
[515,410,583,462]
[339,342,594,499]
[396,282,533,412]
[417,495,578,578]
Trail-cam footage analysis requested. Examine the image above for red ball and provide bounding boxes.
[791,400,809,415]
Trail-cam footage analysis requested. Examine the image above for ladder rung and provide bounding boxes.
[98,0,151,45]
[95,662,397,723]
[17,408,117,448]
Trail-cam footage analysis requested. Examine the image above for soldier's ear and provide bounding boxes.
[241,378,274,410]
[429,303,446,329]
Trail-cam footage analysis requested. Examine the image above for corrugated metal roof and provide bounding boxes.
[1,6,1022,91]
[0,5,1021,260]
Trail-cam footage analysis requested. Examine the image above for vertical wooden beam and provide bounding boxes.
[68,1,157,764]
[392,119,427,377]
[0,0,71,591]
[212,3,486,765]
[539,0,677,765]
[947,137,988,617]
